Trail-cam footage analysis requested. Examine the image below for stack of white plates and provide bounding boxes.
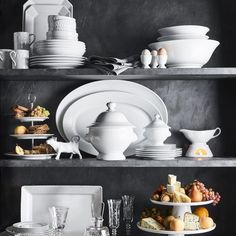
[29,55,86,69]
[148,25,219,68]
[135,145,182,160]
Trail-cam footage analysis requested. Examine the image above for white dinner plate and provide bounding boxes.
[63,91,160,156]
[24,5,71,42]
[10,134,54,140]
[6,226,51,236]
[16,117,49,122]
[21,186,102,236]
[30,55,86,59]
[4,153,56,160]
[137,222,216,234]
[56,80,168,141]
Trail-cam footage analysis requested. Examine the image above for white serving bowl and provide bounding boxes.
[12,222,49,234]
[47,31,78,40]
[157,34,209,42]
[148,39,219,68]
[158,25,209,36]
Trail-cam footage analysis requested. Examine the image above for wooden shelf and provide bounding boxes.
[0,157,235,167]
[1,68,236,80]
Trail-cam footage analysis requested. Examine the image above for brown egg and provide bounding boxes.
[158,48,167,55]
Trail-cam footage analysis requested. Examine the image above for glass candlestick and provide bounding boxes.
[107,199,121,236]
[122,195,135,236]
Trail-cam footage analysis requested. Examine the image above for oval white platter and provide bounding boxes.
[16,117,49,122]
[56,80,168,141]
[150,199,214,206]
[4,153,56,160]
[10,134,54,140]
[137,222,216,235]
[63,91,160,156]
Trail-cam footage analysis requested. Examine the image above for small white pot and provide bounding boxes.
[143,114,171,146]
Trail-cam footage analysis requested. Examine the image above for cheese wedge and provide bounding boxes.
[173,191,191,203]
[174,181,181,191]
[141,217,165,230]
[168,174,177,185]
[184,212,199,230]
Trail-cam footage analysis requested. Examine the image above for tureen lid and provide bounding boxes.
[89,102,134,127]
[145,114,170,129]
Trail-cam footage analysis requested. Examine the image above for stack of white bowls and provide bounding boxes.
[149,25,220,68]
[30,15,86,69]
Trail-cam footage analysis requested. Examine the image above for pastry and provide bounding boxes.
[28,124,49,134]
[184,212,199,230]
[11,105,29,118]
[170,218,184,231]
[141,217,165,230]
[173,191,191,203]
[14,126,28,135]
[199,217,214,229]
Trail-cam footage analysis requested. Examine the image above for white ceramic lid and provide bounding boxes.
[89,102,134,127]
[145,114,170,129]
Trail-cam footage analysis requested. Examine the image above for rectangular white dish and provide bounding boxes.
[21,185,103,236]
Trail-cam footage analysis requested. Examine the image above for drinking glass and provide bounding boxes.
[48,206,69,234]
[107,199,121,236]
[122,195,135,236]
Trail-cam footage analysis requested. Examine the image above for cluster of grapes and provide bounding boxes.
[185,180,221,206]
[30,106,50,117]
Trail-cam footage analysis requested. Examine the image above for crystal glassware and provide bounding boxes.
[122,195,135,236]
[107,199,121,236]
[48,206,69,234]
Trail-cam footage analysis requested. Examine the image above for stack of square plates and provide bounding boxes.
[29,55,86,69]
[135,145,182,160]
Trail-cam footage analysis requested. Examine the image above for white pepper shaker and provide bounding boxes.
[151,50,158,68]
[158,48,168,68]
[140,49,152,69]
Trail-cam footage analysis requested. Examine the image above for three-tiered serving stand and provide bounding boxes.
[138,199,216,236]
[5,94,55,160]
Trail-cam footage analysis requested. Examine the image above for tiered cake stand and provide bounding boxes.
[6,116,55,160]
[138,199,216,236]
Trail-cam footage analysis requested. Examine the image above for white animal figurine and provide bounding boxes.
[46,136,82,160]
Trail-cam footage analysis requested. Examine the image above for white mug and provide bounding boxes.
[10,50,29,69]
[0,49,14,69]
[14,32,35,50]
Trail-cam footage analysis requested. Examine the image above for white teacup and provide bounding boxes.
[10,50,29,69]
[0,49,14,69]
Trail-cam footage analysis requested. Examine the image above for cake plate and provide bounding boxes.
[137,199,215,236]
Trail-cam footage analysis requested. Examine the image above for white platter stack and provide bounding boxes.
[30,15,86,69]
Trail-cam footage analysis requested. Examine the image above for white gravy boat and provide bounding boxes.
[180,127,221,143]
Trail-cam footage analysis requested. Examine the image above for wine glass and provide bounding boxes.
[122,195,135,236]
[107,199,121,236]
[27,93,36,110]
[48,206,69,235]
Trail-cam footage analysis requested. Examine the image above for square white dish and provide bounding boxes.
[21,185,103,236]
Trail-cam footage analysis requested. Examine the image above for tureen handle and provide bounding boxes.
[107,102,116,111]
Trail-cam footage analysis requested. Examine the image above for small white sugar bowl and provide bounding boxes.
[143,114,171,145]
[85,102,138,160]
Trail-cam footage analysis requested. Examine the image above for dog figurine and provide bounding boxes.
[46,136,82,160]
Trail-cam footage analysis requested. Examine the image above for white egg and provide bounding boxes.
[142,49,151,55]
[151,50,158,56]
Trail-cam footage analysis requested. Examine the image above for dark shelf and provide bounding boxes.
[1,68,236,80]
[0,157,235,167]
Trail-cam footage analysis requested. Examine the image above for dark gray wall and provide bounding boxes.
[1,0,236,236]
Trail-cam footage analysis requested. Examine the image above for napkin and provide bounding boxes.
[87,55,140,75]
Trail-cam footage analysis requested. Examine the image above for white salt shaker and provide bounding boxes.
[158,48,167,68]
[140,49,152,68]
[151,50,158,68]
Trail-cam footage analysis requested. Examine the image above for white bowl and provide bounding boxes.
[157,34,209,42]
[12,222,49,234]
[158,25,209,36]
[47,31,78,40]
[148,39,219,68]
[48,15,76,31]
